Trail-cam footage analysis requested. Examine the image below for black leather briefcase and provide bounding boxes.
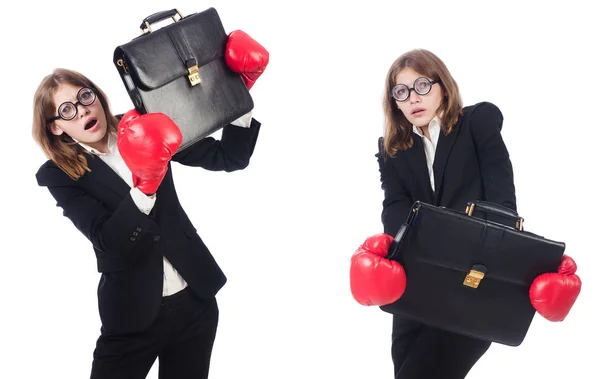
[380,200,565,346]
[113,8,254,152]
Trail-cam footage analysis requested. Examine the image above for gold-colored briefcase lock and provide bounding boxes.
[463,264,487,289]
[188,65,201,86]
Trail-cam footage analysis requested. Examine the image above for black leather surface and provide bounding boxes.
[382,201,565,346]
[114,7,254,152]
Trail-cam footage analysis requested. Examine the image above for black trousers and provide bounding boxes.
[392,315,491,379]
[90,288,219,379]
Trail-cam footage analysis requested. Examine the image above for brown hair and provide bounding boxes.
[382,49,463,157]
[31,68,119,180]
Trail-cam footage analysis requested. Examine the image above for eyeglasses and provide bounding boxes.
[391,77,439,102]
[47,87,97,124]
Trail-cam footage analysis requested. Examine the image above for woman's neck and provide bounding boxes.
[87,133,111,154]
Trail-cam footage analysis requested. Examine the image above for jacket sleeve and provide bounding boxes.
[469,102,517,212]
[36,161,160,266]
[171,118,261,171]
[376,138,415,237]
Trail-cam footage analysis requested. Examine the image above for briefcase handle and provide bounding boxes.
[466,201,524,231]
[387,224,407,261]
[140,9,184,33]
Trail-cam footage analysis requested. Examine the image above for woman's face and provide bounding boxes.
[49,83,108,149]
[393,68,444,127]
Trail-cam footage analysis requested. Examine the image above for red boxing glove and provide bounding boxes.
[529,254,582,322]
[225,30,269,90]
[350,233,407,306]
[117,109,182,195]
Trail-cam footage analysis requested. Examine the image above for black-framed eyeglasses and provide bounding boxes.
[47,87,97,124]
[391,77,439,102]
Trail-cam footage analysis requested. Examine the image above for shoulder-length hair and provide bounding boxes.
[382,49,463,158]
[32,68,119,180]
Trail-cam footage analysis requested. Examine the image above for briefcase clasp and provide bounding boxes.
[188,65,201,86]
[463,266,487,288]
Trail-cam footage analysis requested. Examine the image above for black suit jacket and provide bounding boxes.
[36,120,261,335]
[377,102,517,238]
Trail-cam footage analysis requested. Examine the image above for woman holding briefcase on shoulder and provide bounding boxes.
[32,31,268,379]
[349,49,581,379]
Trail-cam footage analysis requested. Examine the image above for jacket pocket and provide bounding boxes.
[183,225,198,239]
[95,248,128,273]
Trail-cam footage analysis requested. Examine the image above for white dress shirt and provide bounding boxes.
[76,111,253,296]
[412,116,442,192]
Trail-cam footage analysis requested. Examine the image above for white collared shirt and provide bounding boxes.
[76,111,253,296]
[412,116,442,192]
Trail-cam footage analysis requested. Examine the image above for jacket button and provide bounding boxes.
[136,226,142,232]
[154,235,161,242]
[130,237,136,242]
[133,231,139,236]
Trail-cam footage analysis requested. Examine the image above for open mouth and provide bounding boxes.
[84,119,98,130]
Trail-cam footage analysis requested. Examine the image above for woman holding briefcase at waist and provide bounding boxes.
[349,49,582,378]
[32,30,268,379]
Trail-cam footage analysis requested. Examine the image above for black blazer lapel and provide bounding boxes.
[78,154,131,203]
[405,137,435,203]
[433,128,460,202]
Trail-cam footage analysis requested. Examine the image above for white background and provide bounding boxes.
[1,0,598,378]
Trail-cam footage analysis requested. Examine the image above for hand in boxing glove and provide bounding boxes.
[117,109,182,195]
[350,233,407,306]
[529,254,582,322]
[225,30,269,90]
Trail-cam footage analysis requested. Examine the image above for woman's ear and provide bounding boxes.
[49,123,64,136]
